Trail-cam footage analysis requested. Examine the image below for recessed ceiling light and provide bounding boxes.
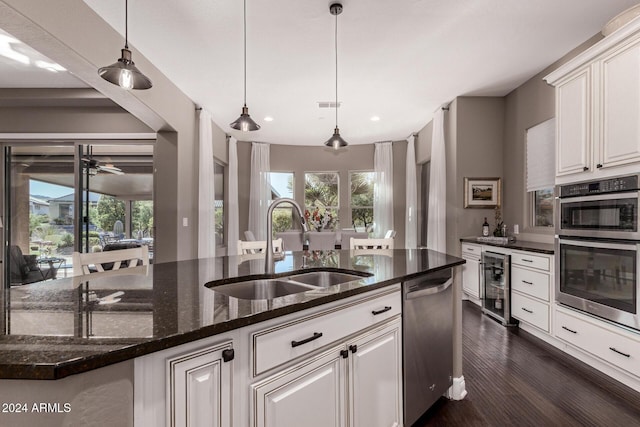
[264,116,274,122]
[370,116,381,122]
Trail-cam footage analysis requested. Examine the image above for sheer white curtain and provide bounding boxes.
[427,107,447,252]
[405,135,418,249]
[248,142,270,241]
[373,142,394,238]
[198,109,216,259]
[227,137,240,256]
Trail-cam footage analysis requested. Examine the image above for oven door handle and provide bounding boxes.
[558,191,639,204]
[558,238,639,251]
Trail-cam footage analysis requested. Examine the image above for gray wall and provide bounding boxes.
[237,140,409,248]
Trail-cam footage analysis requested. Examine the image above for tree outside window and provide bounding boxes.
[304,172,339,230]
[533,188,554,227]
[350,171,374,232]
[269,172,295,233]
[214,161,225,246]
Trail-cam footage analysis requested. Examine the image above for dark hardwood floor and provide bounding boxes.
[415,301,640,427]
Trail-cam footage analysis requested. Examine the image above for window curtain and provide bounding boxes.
[405,135,418,249]
[373,142,394,238]
[248,142,270,241]
[427,107,447,253]
[198,109,216,259]
[227,137,240,256]
[526,118,555,192]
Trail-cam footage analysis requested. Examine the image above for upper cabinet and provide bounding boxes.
[545,18,640,183]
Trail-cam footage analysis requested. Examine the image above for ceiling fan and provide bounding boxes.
[82,157,124,175]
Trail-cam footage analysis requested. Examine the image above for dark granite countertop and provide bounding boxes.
[0,249,464,380]
[460,237,554,254]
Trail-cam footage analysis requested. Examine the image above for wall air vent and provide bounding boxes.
[317,101,342,108]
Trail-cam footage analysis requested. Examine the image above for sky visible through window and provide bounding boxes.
[270,173,293,198]
[30,179,72,198]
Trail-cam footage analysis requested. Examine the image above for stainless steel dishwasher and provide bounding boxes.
[403,267,453,426]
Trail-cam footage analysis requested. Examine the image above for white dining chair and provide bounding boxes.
[72,245,149,276]
[237,239,283,255]
[350,237,394,250]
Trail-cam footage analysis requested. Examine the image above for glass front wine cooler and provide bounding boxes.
[481,251,517,326]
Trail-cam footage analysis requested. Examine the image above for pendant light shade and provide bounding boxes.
[230,105,260,132]
[230,0,260,131]
[324,3,347,149]
[98,0,152,90]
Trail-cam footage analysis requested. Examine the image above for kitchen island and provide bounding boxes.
[0,249,464,426]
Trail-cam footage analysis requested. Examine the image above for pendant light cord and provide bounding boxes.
[244,0,247,106]
[124,0,129,49]
[335,11,338,128]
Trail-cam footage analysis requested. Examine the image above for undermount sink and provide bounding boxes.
[212,279,318,300]
[210,270,372,300]
[287,271,370,287]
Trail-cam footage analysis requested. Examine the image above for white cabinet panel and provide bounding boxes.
[168,342,233,427]
[349,321,402,427]
[511,293,549,332]
[254,351,344,427]
[462,257,480,299]
[511,267,550,302]
[252,288,400,376]
[556,67,591,176]
[601,38,640,168]
[555,308,640,378]
[511,251,550,272]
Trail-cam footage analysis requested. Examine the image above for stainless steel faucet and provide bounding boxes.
[265,198,308,274]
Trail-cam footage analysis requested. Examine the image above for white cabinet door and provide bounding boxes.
[556,67,592,176]
[168,342,234,427]
[349,320,402,427]
[600,39,640,169]
[462,256,480,299]
[252,348,345,427]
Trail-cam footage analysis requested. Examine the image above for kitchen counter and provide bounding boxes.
[0,249,464,380]
[460,237,554,254]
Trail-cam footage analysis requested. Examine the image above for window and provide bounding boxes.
[526,118,555,229]
[350,171,374,232]
[532,188,554,227]
[305,172,339,230]
[214,161,225,246]
[268,172,295,232]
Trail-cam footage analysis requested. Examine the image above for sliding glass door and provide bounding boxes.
[3,142,154,284]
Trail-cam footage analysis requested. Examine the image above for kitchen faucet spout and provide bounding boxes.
[266,198,308,273]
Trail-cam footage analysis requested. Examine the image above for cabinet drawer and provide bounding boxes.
[461,243,481,259]
[252,289,401,376]
[511,267,550,301]
[512,251,550,271]
[512,293,549,332]
[555,309,640,378]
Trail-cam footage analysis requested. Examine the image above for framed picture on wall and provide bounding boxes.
[463,177,501,208]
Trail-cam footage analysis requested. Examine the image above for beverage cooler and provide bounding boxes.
[481,251,517,326]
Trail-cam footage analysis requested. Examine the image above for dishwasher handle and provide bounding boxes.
[405,277,453,299]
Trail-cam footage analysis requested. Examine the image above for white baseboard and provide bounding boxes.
[447,375,467,400]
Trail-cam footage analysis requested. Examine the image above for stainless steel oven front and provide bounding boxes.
[556,174,639,240]
[556,237,639,330]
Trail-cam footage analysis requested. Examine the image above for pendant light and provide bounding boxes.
[98,0,152,90]
[230,0,260,131]
[324,3,348,149]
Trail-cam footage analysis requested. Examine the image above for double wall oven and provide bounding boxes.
[556,174,640,330]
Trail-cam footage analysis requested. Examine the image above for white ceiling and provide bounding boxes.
[7,1,640,146]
